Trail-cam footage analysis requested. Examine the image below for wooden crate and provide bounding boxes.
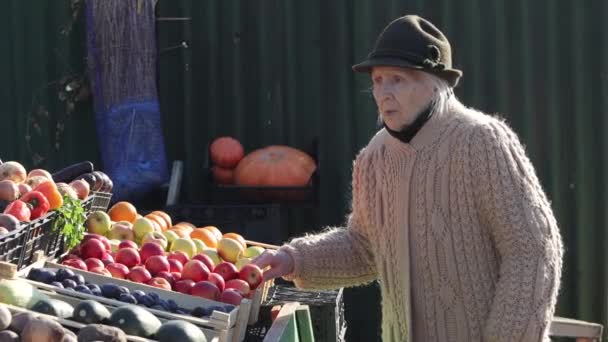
[5,256,272,342]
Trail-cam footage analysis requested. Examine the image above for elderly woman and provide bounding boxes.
[253,15,563,342]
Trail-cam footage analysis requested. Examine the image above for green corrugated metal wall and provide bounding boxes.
[1,0,606,340]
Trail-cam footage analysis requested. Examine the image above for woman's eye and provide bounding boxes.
[393,75,402,83]
[372,76,382,84]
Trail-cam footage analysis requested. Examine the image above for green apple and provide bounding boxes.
[132,217,155,241]
[142,231,169,251]
[192,238,206,254]
[109,239,121,253]
[201,247,222,267]
[170,238,197,259]
[243,246,265,259]
[217,238,244,263]
[235,257,252,271]
[107,222,134,241]
[85,211,112,236]
[162,230,179,247]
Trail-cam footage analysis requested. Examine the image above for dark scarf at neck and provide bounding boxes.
[383,103,434,144]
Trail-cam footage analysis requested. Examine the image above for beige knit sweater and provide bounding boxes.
[281,103,563,341]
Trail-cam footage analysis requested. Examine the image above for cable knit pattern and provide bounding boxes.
[280,104,563,342]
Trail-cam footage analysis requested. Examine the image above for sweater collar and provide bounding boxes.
[382,101,455,152]
[383,104,434,144]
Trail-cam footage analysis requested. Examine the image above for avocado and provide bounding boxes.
[108,305,161,338]
[155,320,207,342]
[100,284,121,299]
[55,268,75,282]
[27,268,57,284]
[77,324,127,342]
[31,298,74,319]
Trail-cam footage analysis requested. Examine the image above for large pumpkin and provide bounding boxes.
[234,146,316,187]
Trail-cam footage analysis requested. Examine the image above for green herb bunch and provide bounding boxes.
[52,195,87,249]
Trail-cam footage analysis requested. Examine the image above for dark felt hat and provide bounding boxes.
[353,15,462,87]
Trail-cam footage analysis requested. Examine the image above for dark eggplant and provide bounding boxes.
[52,161,94,184]
[75,173,97,190]
[97,171,113,192]
[91,171,106,191]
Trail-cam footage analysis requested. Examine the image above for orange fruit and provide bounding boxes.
[176,221,196,229]
[151,211,172,228]
[191,228,218,248]
[223,232,247,250]
[202,226,223,241]
[170,225,193,238]
[108,202,138,223]
[146,214,168,231]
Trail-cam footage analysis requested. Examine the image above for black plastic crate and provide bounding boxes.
[164,204,289,245]
[0,224,30,267]
[20,196,95,268]
[263,284,346,342]
[202,139,320,207]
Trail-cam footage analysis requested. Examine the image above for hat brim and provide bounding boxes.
[352,56,462,87]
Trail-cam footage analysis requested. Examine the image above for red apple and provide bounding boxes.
[84,258,104,270]
[62,254,81,262]
[118,240,138,250]
[167,251,189,265]
[139,242,165,264]
[100,252,114,265]
[173,279,195,294]
[146,277,172,290]
[168,259,183,273]
[89,267,112,277]
[115,247,141,268]
[192,253,215,272]
[128,266,152,283]
[191,281,220,301]
[106,263,129,279]
[214,261,238,281]
[219,288,243,306]
[81,234,111,251]
[207,273,225,292]
[171,272,182,281]
[181,260,210,282]
[70,179,90,200]
[156,271,176,286]
[17,183,32,197]
[145,255,170,276]
[239,264,264,290]
[79,239,106,260]
[225,279,250,296]
[62,258,87,271]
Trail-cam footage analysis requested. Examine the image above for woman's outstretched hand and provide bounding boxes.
[251,248,295,282]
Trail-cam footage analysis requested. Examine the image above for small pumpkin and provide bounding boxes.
[234,146,316,187]
[210,137,244,169]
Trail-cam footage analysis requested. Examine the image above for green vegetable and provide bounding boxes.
[0,279,49,309]
[52,195,87,250]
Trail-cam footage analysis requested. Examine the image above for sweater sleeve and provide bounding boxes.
[279,152,378,290]
[469,121,563,342]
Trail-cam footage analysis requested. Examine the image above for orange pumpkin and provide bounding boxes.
[234,146,316,187]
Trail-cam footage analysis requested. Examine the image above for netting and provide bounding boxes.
[85,0,168,201]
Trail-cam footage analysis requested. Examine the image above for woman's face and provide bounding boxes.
[371,66,435,131]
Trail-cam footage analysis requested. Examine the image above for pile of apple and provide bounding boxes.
[62,204,267,306]
[0,161,92,236]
